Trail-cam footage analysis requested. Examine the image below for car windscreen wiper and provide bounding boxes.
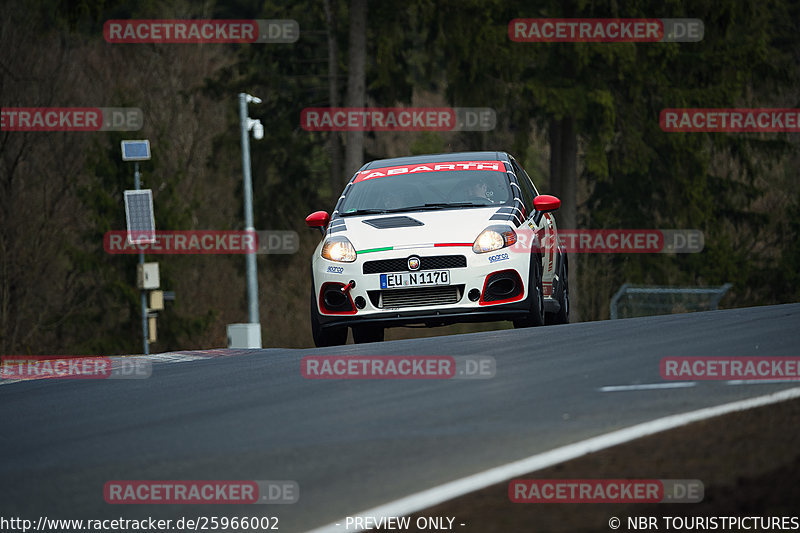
[357,203,483,214]
[339,208,393,216]
[409,202,492,209]
[340,203,492,216]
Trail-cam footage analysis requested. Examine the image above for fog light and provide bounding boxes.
[468,289,481,302]
[354,296,366,309]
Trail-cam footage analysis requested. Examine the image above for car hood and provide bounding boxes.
[336,207,506,252]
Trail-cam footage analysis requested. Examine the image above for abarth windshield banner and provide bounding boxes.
[354,161,505,183]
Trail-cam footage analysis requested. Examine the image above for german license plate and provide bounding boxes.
[380,270,450,289]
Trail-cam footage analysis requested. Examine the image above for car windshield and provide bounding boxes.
[338,169,513,215]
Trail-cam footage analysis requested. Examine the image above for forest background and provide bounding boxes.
[2,0,798,354]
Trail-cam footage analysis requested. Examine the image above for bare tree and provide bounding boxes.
[549,116,577,231]
[344,0,367,176]
[324,0,344,195]
[549,115,579,320]
[0,0,244,354]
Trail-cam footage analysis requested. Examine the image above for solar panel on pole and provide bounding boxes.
[121,139,153,356]
[121,140,151,161]
[124,189,155,244]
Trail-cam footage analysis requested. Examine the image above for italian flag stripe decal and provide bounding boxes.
[356,243,472,254]
[357,246,394,255]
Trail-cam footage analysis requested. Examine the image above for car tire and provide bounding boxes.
[310,287,348,347]
[513,255,545,328]
[352,325,384,344]
[546,255,570,325]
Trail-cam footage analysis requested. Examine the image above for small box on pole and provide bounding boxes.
[148,315,157,343]
[149,290,164,311]
[137,263,160,290]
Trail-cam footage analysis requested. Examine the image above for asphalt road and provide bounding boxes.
[2,304,799,532]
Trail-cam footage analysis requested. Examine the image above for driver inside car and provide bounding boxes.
[466,179,495,203]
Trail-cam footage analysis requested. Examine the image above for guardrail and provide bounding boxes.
[610,283,733,320]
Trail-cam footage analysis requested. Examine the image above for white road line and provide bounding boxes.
[599,382,696,392]
[727,379,800,385]
[304,387,800,533]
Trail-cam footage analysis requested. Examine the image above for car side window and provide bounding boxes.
[510,159,537,217]
[518,164,540,196]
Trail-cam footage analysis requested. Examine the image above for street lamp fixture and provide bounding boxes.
[228,93,263,349]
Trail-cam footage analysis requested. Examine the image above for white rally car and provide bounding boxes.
[305,151,569,346]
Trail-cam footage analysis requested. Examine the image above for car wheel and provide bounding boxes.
[513,256,545,328]
[546,257,570,325]
[352,325,384,344]
[310,287,347,347]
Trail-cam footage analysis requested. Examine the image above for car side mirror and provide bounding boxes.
[305,211,330,236]
[532,195,560,225]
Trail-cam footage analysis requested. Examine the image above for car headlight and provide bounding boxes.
[321,236,357,262]
[472,226,517,254]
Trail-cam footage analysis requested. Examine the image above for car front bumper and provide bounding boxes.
[311,245,536,328]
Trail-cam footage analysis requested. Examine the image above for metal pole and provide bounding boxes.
[609,283,630,320]
[710,283,733,310]
[135,162,149,355]
[239,93,260,325]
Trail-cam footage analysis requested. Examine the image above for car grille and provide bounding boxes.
[362,255,467,274]
[367,285,464,309]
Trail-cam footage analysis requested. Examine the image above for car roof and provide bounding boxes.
[361,151,511,170]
